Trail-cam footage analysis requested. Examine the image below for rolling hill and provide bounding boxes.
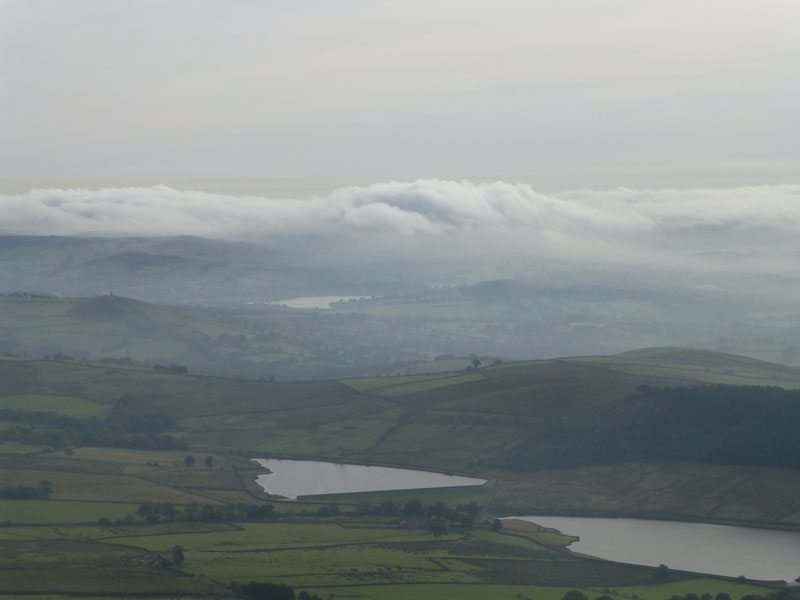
[0,293,504,380]
[2,347,800,527]
[5,234,800,378]
[0,294,249,368]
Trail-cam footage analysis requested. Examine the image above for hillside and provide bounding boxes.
[0,293,505,380]
[0,234,417,304]
[5,234,800,377]
[0,294,251,369]
[2,348,800,528]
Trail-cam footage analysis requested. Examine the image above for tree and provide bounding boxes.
[38,480,53,498]
[204,455,214,468]
[458,514,474,528]
[471,358,482,369]
[380,500,398,516]
[318,504,339,517]
[492,518,503,531]
[171,545,184,565]
[654,563,669,579]
[137,502,161,523]
[458,501,481,517]
[429,519,448,540]
[445,508,459,526]
[426,500,447,519]
[403,499,424,517]
[230,580,295,600]
[184,455,196,467]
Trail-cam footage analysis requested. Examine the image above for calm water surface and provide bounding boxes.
[267,296,371,309]
[511,515,800,583]
[254,458,486,499]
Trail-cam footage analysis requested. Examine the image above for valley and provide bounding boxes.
[6,2,800,597]
[3,234,800,383]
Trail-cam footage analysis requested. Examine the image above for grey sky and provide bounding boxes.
[2,0,799,191]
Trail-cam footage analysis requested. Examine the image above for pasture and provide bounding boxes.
[0,499,139,523]
[0,352,796,598]
[308,580,772,600]
[0,393,109,417]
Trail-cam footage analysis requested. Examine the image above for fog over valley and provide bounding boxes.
[3,2,800,595]
[4,181,800,277]
[2,181,799,379]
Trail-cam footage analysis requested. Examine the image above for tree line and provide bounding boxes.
[564,589,800,600]
[494,384,800,470]
[229,581,313,600]
[129,501,275,524]
[0,406,185,451]
[0,479,52,500]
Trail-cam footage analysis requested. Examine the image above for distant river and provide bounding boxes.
[510,515,800,583]
[253,458,486,500]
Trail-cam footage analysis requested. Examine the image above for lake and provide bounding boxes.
[266,296,372,309]
[253,458,486,499]
[510,515,800,583]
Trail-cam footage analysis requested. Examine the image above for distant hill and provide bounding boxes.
[0,235,417,305]
[0,294,497,380]
[4,234,800,373]
[0,294,249,371]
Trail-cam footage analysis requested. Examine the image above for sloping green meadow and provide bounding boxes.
[0,499,139,524]
[0,393,110,417]
[307,580,772,600]
[109,522,440,552]
[0,442,48,453]
[0,353,795,598]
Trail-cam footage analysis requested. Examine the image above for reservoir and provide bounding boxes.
[511,515,800,583]
[253,458,486,500]
[266,296,371,309]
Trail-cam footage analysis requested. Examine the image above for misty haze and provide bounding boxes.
[1,1,799,599]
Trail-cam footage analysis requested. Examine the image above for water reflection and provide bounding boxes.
[253,458,486,499]
[511,515,800,583]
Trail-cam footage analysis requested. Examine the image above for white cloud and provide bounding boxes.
[2,181,799,274]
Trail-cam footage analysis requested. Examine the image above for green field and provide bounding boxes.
[309,481,493,508]
[377,372,486,396]
[110,522,441,551]
[0,468,219,503]
[0,393,110,417]
[340,371,486,395]
[0,499,140,523]
[307,580,773,600]
[0,350,798,598]
[0,295,249,368]
[0,442,48,454]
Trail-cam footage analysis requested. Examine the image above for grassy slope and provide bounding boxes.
[0,295,246,361]
[0,350,794,597]
[2,442,758,598]
[2,350,800,527]
[490,461,800,526]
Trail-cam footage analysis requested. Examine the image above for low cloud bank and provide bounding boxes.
[2,180,799,271]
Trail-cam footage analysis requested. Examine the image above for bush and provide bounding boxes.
[230,580,295,600]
